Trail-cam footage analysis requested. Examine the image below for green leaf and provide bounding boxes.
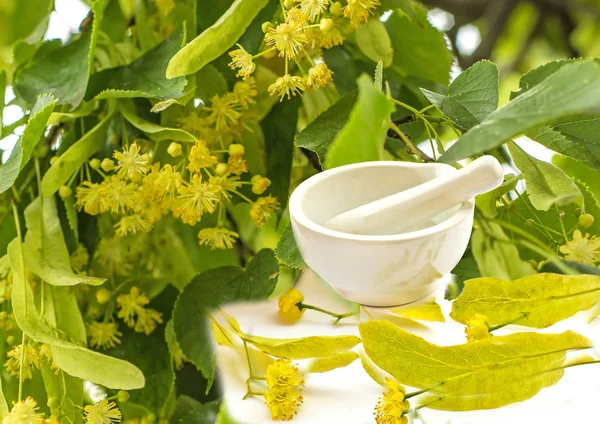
[7,239,145,390]
[421,60,498,129]
[306,351,359,373]
[47,101,97,126]
[355,18,393,67]
[194,64,228,102]
[385,8,452,85]
[447,253,479,300]
[508,141,581,211]
[451,273,600,328]
[540,260,600,276]
[0,93,56,194]
[390,300,445,322]
[13,0,107,106]
[86,26,188,100]
[475,174,520,218]
[166,0,270,78]
[275,225,306,270]
[441,61,600,163]
[23,196,105,286]
[170,396,220,424]
[294,92,357,167]
[325,75,395,169]
[63,195,79,240]
[471,222,536,279]
[554,154,600,202]
[0,70,5,133]
[173,249,278,382]
[360,320,591,410]
[120,100,195,142]
[41,104,115,197]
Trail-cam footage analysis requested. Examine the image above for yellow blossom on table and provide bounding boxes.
[153,164,182,197]
[206,93,243,132]
[278,289,305,323]
[3,397,45,424]
[374,378,410,424]
[343,0,380,28]
[465,313,491,342]
[84,400,122,424]
[305,63,334,90]
[76,181,106,215]
[265,21,307,58]
[198,227,239,250]
[102,176,138,214]
[559,229,600,265]
[87,321,122,350]
[114,214,153,237]
[250,195,280,227]
[229,44,256,80]
[173,176,219,225]
[233,78,258,109]
[5,344,40,380]
[113,142,151,180]
[269,74,305,101]
[187,140,217,173]
[298,0,329,20]
[227,154,248,175]
[264,358,305,421]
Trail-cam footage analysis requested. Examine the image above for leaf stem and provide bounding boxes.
[488,312,530,332]
[388,122,424,163]
[297,303,358,325]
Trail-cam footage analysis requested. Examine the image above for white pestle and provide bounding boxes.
[324,156,504,236]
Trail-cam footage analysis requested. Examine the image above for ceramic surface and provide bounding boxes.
[289,161,474,307]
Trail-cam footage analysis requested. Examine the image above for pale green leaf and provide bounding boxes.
[47,101,97,125]
[306,351,359,373]
[166,0,270,78]
[451,273,600,328]
[390,301,445,322]
[275,225,306,270]
[120,100,196,142]
[63,195,79,240]
[355,19,393,67]
[441,61,600,163]
[508,141,581,211]
[475,174,521,218]
[359,349,389,386]
[325,75,394,169]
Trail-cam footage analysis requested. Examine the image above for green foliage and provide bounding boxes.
[275,225,306,270]
[355,19,394,68]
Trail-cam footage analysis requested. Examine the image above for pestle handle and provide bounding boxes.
[324,156,504,235]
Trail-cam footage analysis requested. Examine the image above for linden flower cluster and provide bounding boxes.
[559,229,600,265]
[374,378,411,424]
[264,358,305,421]
[228,0,381,101]
[74,89,278,251]
[464,314,491,342]
[4,342,57,381]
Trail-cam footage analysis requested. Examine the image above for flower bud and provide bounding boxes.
[229,143,245,156]
[117,390,130,402]
[95,288,112,304]
[6,335,15,346]
[101,158,115,172]
[320,18,334,32]
[251,175,271,195]
[59,186,73,199]
[330,1,343,15]
[283,0,294,8]
[89,158,101,169]
[525,219,536,229]
[50,156,59,165]
[146,413,157,423]
[167,142,182,158]
[215,163,229,176]
[261,21,273,33]
[578,213,594,228]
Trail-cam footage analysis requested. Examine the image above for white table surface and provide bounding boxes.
[216,271,600,424]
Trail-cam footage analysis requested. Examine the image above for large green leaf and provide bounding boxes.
[508,141,581,211]
[421,60,498,129]
[7,239,145,390]
[173,249,278,383]
[275,225,306,270]
[294,92,357,167]
[451,273,600,328]
[441,61,600,163]
[355,18,393,67]
[360,320,591,411]
[166,0,270,78]
[0,94,56,194]
[385,7,452,85]
[86,26,188,100]
[325,75,395,169]
[475,174,521,218]
[13,0,107,106]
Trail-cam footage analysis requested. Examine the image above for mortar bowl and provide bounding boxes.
[289,161,474,307]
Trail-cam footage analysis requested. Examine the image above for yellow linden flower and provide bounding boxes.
[134,308,164,335]
[298,0,329,20]
[285,7,309,25]
[250,195,280,227]
[305,63,334,90]
[102,176,138,214]
[114,214,153,237]
[559,229,600,265]
[265,21,307,59]
[227,154,248,175]
[39,344,59,375]
[116,287,163,335]
[198,227,239,250]
[206,93,243,132]
[464,314,491,342]
[251,175,271,195]
[233,78,258,109]
[84,400,122,424]
[187,140,217,173]
[87,321,122,350]
[209,175,242,202]
[268,74,305,101]
[264,358,305,421]
[343,0,380,28]
[277,289,305,323]
[173,176,220,225]
[3,397,45,424]
[374,378,410,424]
[76,181,106,215]
[113,142,151,180]
[178,112,212,138]
[153,164,182,197]
[5,344,40,380]
[228,44,256,80]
